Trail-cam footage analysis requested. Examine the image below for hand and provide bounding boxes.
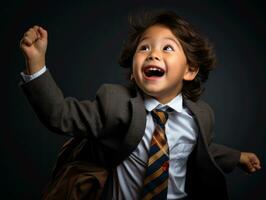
[20,25,48,74]
[238,152,261,174]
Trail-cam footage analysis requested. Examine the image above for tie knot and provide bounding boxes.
[151,109,168,128]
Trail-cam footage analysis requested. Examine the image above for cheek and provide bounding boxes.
[132,55,138,68]
[132,55,143,71]
[131,61,139,80]
[132,57,137,73]
[133,52,147,64]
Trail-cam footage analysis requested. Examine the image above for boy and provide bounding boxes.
[20,11,261,199]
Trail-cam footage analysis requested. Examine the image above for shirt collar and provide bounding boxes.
[144,93,183,113]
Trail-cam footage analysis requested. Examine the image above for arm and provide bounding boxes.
[206,104,261,174]
[209,143,240,173]
[20,26,107,138]
[21,70,108,137]
[209,143,261,174]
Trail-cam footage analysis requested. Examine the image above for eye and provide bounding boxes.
[163,45,174,52]
[138,45,149,51]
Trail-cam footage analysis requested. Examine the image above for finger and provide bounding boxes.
[251,155,261,169]
[33,25,40,30]
[33,25,41,39]
[23,28,38,43]
[20,36,33,46]
[38,26,48,40]
[250,167,256,173]
[253,162,261,170]
[252,154,261,166]
[246,161,255,173]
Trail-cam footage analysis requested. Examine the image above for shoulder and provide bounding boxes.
[95,83,138,114]
[184,97,215,124]
[184,97,213,112]
[96,83,135,101]
[196,99,214,115]
[197,100,216,133]
[197,99,215,119]
[95,84,136,133]
[97,84,132,95]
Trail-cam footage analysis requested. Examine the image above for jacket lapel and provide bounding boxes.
[183,98,210,146]
[117,89,147,163]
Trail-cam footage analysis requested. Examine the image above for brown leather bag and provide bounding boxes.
[42,138,109,200]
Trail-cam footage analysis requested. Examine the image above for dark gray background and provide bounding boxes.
[2,0,266,199]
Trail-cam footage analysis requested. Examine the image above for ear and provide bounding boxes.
[183,66,199,81]
[130,74,134,80]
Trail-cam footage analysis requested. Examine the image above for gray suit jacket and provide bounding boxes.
[21,70,240,200]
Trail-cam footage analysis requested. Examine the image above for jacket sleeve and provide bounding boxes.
[209,142,241,173]
[20,70,109,138]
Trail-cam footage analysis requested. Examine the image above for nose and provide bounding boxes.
[146,50,161,61]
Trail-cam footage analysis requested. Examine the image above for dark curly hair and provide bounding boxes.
[119,10,216,102]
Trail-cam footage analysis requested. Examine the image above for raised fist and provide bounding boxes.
[20,25,48,74]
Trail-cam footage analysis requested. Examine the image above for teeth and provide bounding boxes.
[149,67,162,71]
[144,66,165,77]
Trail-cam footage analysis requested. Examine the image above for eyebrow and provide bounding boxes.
[139,36,182,49]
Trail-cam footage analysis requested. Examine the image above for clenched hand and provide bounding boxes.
[20,25,48,74]
[238,152,261,174]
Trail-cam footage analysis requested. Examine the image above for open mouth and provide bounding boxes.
[143,66,165,78]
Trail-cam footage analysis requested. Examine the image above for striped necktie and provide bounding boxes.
[141,109,169,200]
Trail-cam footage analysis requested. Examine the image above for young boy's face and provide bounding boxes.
[132,24,198,104]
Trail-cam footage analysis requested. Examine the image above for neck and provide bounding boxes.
[155,93,181,104]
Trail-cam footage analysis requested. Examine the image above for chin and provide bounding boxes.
[141,87,163,98]
[135,81,164,96]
